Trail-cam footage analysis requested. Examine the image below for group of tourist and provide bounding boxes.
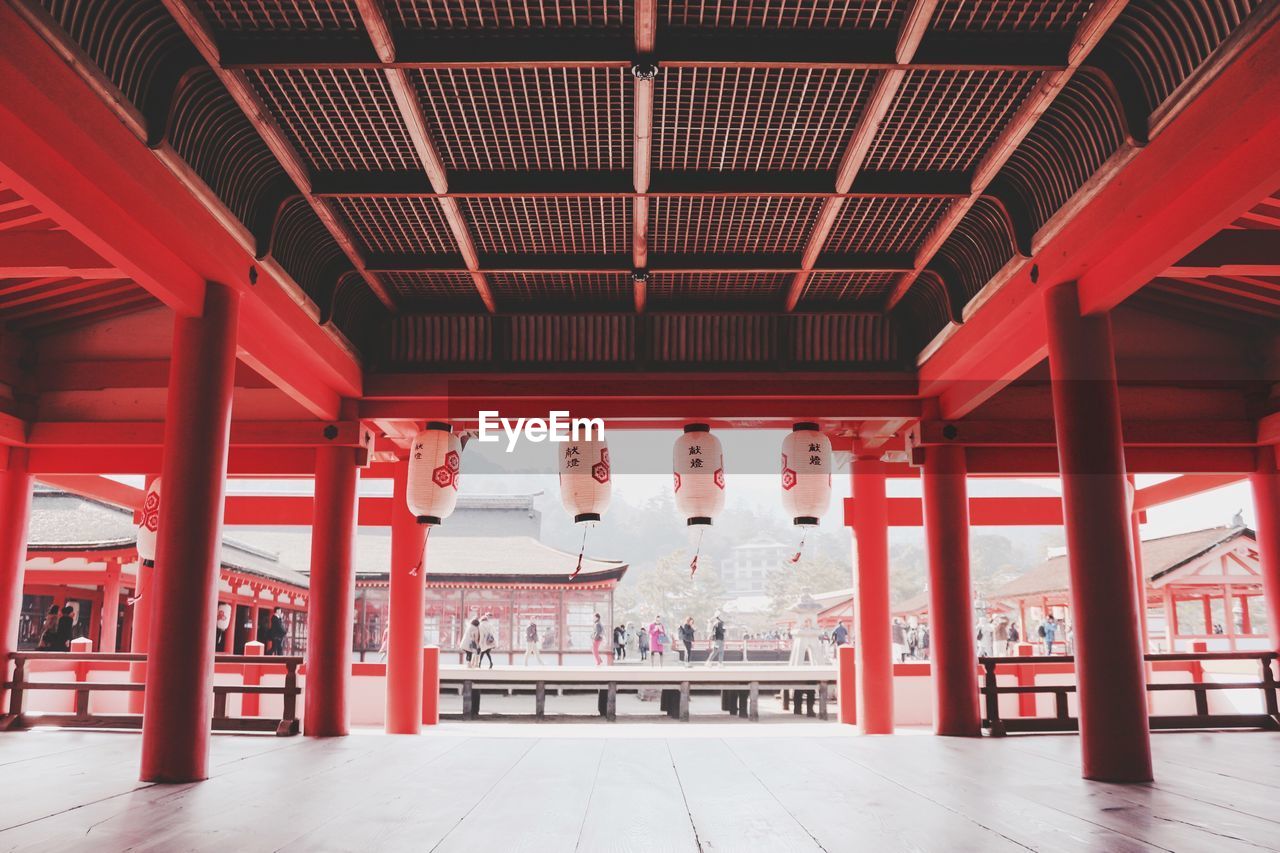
[461,612,499,669]
[34,604,77,651]
[891,618,931,661]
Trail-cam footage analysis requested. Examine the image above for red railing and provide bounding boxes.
[2,652,301,736]
[979,651,1280,735]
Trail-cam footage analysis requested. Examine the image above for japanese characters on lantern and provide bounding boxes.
[673,424,725,527]
[781,423,832,526]
[559,436,611,524]
[406,422,462,526]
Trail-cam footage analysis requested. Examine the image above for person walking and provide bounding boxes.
[35,604,61,651]
[678,617,695,668]
[1007,621,1020,654]
[647,617,666,667]
[463,617,481,668]
[613,624,626,662]
[831,620,849,649]
[637,622,650,661]
[706,612,726,667]
[477,613,497,669]
[267,607,288,655]
[918,622,930,660]
[56,605,76,651]
[1041,614,1058,655]
[891,618,907,662]
[591,613,605,665]
[523,620,544,666]
[993,617,1008,658]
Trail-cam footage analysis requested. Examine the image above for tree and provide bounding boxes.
[614,549,727,629]
[765,555,851,618]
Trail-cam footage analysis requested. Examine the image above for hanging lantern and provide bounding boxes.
[560,435,612,578]
[674,424,724,578]
[559,436,611,524]
[781,423,832,526]
[406,422,462,526]
[782,423,831,563]
[136,477,161,565]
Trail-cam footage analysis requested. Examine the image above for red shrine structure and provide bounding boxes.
[0,0,1278,792]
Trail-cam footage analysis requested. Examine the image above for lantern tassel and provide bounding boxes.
[570,525,588,579]
[409,527,429,577]
[788,531,807,564]
[690,527,705,579]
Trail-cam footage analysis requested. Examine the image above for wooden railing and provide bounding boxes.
[1,652,301,736]
[980,651,1280,736]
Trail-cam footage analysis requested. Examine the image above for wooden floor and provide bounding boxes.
[1,727,1277,852]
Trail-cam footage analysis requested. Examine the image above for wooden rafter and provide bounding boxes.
[353,0,496,314]
[784,0,939,312]
[884,0,1132,312]
[160,0,399,312]
[632,0,657,312]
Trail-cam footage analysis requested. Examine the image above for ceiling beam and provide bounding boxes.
[1166,230,1280,278]
[914,420,1258,448]
[25,420,370,448]
[785,0,939,312]
[353,0,496,314]
[0,3,361,420]
[886,0,1131,312]
[0,230,119,278]
[632,0,657,313]
[362,252,915,275]
[1132,474,1249,511]
[917,8,1280,420]
[160,0,398,312]
[964,446,1259,476]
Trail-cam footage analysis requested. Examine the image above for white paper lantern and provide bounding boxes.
[406,422,462,525]
[136,477,161,564]
[781,423,832,527]
[673,424,725,527]
[559,436,611,524]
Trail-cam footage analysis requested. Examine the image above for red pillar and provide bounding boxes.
[100,562,123,652]
[422,645,440,726]
[1127,480,1150,656]
[0,449,34,712]
[836,643,856,725]
[386,462,428,734]
[304,445,359,736]
[1249,446,1280,651]
[922,444,981,736]
[1044,281,1151,783]
[139,283,239,783]
[851,454,893,734]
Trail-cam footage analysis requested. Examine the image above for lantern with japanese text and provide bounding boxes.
[560,435,612,577]
[781,423,832,526]
[674,424,724,577]
[136,477,161,565]
[559,436,612,524]
[406,422,462,525]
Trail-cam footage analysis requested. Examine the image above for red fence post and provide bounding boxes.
[422,645,440,726]
[1016,644,1036,718]
[242,641,264,717]
[837,644,856,726]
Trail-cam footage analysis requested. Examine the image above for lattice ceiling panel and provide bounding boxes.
[650,196,823,254]
[390,0,630,29]
[824,197,954,255]
[461,197,630,255]
[489,273,632,308]
[865,69,1042,172]
[377,271,486,307]
[663,0,906,30]
[413,67,632,172]
[332,197,460,255]
[929,0,1094,33]
[797,271,902,308]
[195,0,363,30]
[249,68,421,171]
[654,66,875,172]
[648,272,793,308]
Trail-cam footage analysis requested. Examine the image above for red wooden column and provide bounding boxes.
[1044,281,1152,783]
[922,444,980,736]
[100,561,122,652]
[139,283,239,783]
[0,449,34,711]
[386,462,429,734]
[851,454,893,734]
[304,445,360,736]
[1249,446,1280,651]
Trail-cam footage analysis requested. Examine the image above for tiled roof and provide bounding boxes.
[989,526,1253,600]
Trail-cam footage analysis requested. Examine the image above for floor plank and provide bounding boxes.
[575,738,701,853]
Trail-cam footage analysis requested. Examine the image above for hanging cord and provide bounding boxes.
[570,524,589,579]
[409,526,430,577]
[690,527,705,579]
[788,531,807,564]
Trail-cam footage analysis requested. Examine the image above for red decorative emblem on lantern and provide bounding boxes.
[713,468,725,489]
[673,472,682,492]
[781,453,797,491]
[140,491,160,532]
[592,460,610,484]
